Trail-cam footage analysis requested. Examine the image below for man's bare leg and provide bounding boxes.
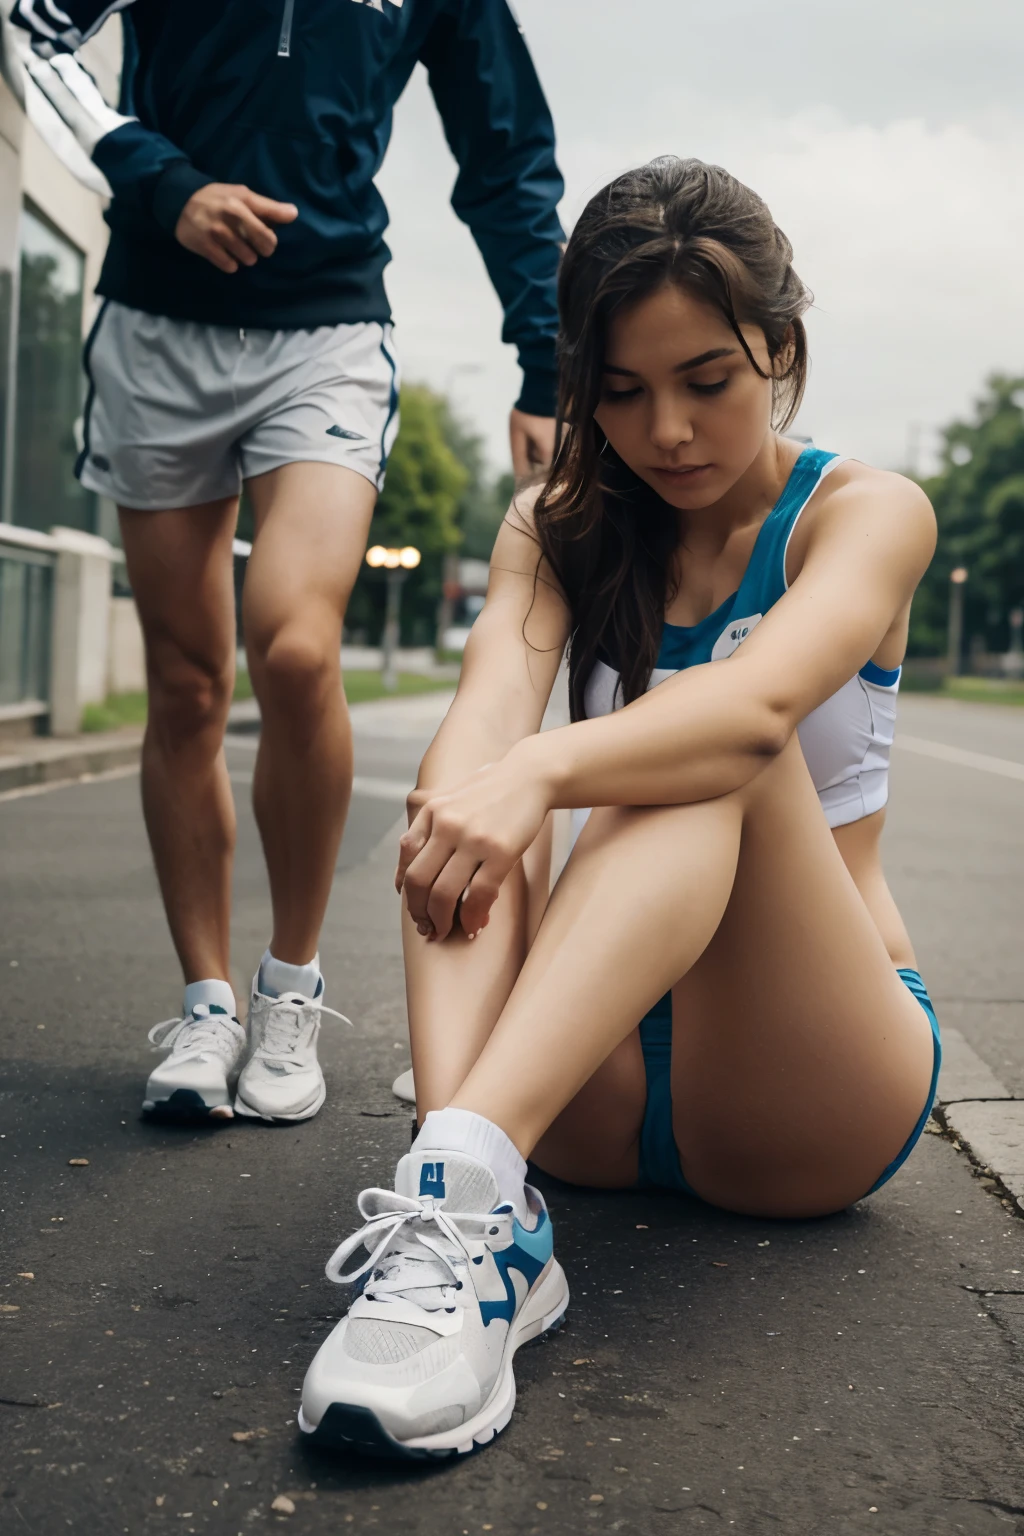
[119,499,240,983]
[242,462,377,967]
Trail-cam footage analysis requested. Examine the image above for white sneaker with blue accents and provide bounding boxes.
[298,1148,569,1459]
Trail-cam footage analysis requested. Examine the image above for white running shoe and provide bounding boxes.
[143,1005,247,1120]
[391,1067,416,1104]
[298,1148,569,1460]
[234,974,350,1123]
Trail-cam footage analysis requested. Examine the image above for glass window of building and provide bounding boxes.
[12,203,95,534]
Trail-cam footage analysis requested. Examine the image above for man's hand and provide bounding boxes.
[509,408,556,486]
[175,184,299,275]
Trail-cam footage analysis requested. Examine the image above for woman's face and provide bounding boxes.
[592,282,778,511]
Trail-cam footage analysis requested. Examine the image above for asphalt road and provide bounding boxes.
[3,691,1024,1535]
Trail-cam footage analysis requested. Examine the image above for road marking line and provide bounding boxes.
[228,770,409,802]
[0,763,139,804]
[897,735,1024,782]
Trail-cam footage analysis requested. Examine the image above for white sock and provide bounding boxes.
[258,948,322,1000]
[183,978,237,1019]
[414,1108,528,1214]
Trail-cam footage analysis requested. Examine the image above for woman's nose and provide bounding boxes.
[649,397,694,452]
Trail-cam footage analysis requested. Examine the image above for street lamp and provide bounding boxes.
[1006,606,1024,681]
[947,566,968,679]
[366,545,421,692]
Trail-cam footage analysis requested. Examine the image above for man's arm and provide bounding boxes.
[7,0,210,232]
[419,1,564,474]
[5,1,296,267]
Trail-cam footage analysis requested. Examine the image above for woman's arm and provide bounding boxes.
[399,467,935,937]
[408,499,570,809]
[530,468,935,808]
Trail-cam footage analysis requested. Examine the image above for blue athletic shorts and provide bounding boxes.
[636,967,941,1199]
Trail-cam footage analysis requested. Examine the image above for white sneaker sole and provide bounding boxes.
[233,1074,326,1124]
[297,1257,570,1460]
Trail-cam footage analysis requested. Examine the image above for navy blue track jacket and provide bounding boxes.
[10,0,565,413]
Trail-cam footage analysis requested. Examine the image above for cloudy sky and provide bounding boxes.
[377,0,1024,477]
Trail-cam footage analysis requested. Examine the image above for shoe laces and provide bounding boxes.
[326,1190,513,1315]
[249,993,351,1065]
[148,1005,242,1063]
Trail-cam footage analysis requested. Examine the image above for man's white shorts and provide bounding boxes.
[78,301,401,510]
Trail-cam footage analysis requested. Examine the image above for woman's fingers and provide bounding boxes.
[423,851,482,941]
[459,855,512,938]
[395,805,433,891]
[401,832,462,929]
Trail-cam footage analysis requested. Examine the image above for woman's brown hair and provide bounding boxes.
[533,156,813,720]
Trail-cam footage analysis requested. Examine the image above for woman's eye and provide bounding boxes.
[602,386,642,402]
[690,378,729,396]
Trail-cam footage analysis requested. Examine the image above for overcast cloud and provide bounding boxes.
[376,0,1024,476]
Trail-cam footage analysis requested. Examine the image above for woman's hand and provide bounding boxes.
[396,746,554,941]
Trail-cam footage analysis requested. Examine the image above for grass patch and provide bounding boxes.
[81,691,148,732]
[80,669,455,731]
[942,675,1024,706]
[342,670,457,705]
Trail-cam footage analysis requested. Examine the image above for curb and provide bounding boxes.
[0,734,143,796]
[0,689,457,797]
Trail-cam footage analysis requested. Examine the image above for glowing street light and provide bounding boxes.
[365,544,422,691]
[366,545,422,571]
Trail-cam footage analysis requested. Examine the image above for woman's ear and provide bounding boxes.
[772,324,797,379]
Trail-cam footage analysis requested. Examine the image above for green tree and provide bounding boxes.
[347,384,468,646]
[910,375,1024,655]
[438,407,515,562]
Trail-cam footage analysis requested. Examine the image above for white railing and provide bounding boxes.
[0,523,57,719]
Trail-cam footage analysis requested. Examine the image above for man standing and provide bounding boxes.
[8,0,563,1123]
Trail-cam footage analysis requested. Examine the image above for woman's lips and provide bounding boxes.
[650,463,712,480]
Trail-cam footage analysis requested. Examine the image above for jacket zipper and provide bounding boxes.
[278,0,296,57]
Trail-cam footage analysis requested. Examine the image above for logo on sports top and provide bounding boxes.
[419,1161,446,1199]
[326,425,365,441]
[710,613,763,662]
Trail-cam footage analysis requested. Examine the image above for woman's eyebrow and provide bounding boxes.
[602,347,739,376]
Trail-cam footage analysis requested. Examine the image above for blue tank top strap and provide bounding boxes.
[732,446,842,618]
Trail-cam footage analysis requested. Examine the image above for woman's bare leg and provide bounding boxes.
[403,814,555,1117]
[449,736,935,1218]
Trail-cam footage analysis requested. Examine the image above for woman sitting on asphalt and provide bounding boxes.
[298,155,940,1461]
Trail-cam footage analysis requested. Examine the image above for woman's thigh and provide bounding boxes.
[534,737,934,1213]
[670,739,934,1216]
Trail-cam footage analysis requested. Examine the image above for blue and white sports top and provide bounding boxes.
[581,446,901,830]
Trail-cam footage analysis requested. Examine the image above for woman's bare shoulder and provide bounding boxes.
[501,478,547,539]
[824,458,933,518]
[806,458,936,553]
[491,479,569,593]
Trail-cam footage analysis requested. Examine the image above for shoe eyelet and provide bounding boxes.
[455,1281,463,1290]
[489,1227,498,1235]
[445,1306,456,1314]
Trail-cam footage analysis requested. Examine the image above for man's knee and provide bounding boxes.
[147,646,233,744]
[251,625,339,717]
